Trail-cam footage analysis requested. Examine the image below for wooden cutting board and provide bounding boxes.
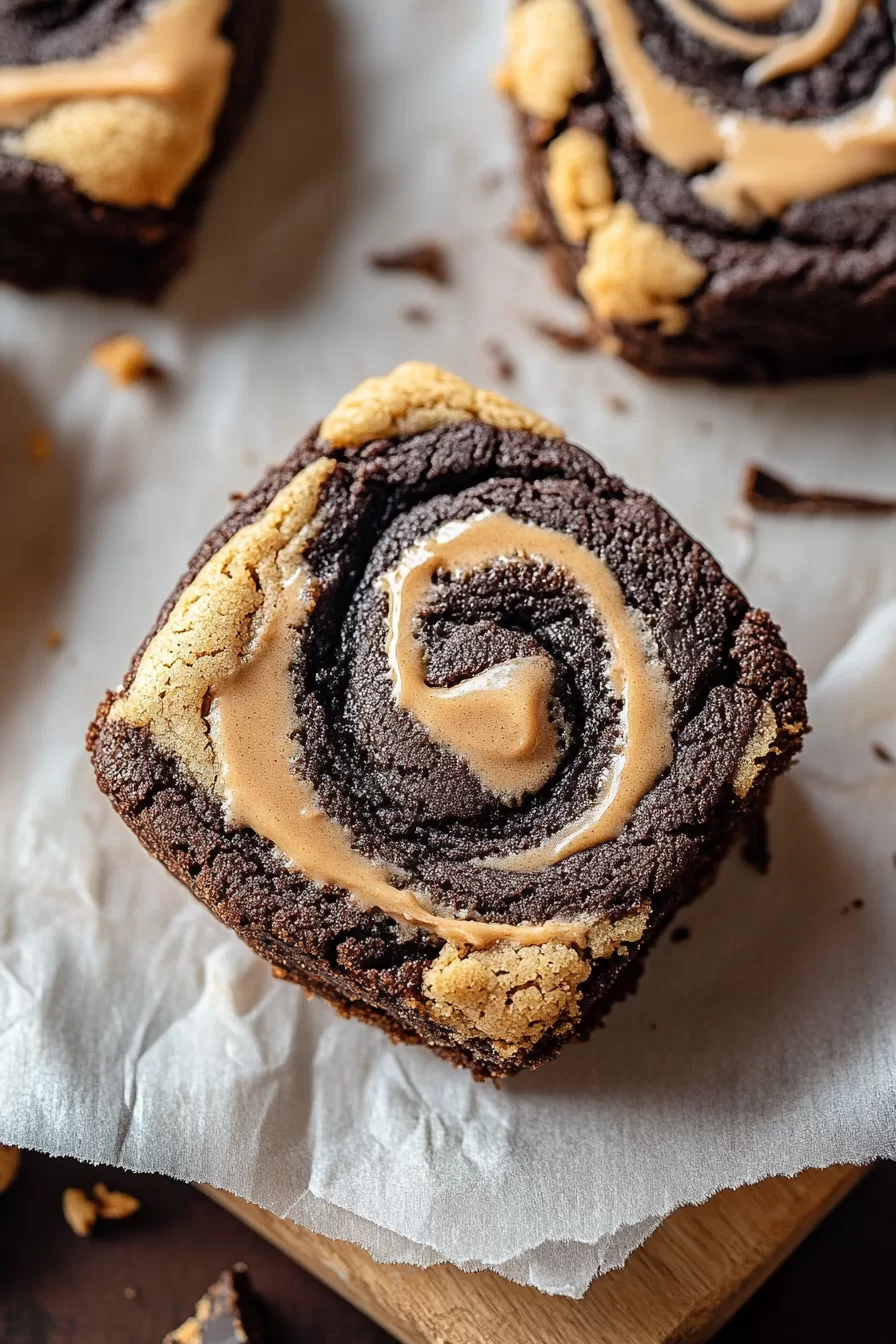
[202,1163,864,1344]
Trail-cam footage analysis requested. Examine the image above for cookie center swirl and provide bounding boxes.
[381,511,673,872]
[210,507,672,946]
[381,516,561,801]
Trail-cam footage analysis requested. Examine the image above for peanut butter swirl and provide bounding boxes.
[381,511,673,869]
[584,0,896,222]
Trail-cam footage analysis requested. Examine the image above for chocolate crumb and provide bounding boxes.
[369,241,449,285]
[531,318,593,352]
[163,1265,263,1344]
[484,338,516,382]
[605,394,629,414]
[648,1023,657,1031]
[670,926,691,943]
[853,898,865,910]
[872,742,894,764]
[27,428,52,464]
[229,491,246,503]
[744,465,896,515]
[509,205,546,247]
[401,304,433,325]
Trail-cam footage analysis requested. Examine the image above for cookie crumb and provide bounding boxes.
[531,317,592,351]
[369,241,449,285]
[744,465,896,515]
[28,428,52,463]
[509,205,546,247]
[45,628,64,650]
[62,1187,98,1238]
[484,338,516,382]
[605,394,629,414]
[91,334,154,386]
[93,1182,141,1220]
[648,1022,657,1031]
[670,926,691,944]
[229,491,246,503]
[872,742,894,764]
[0,1145,20,1194]
[123,1287,138,1301]
[401,304,433,325]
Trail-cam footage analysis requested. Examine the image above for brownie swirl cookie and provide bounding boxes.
[89,364,807,1077]
[498,0,896,381]
[0,0,275,299]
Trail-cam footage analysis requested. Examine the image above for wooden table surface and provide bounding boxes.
[1,1152,891,1343]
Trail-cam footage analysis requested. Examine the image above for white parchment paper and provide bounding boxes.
[1,0,895,1297]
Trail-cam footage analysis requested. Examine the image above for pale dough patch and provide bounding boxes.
[733,701,779,798]
[320,361,563,449]
[494,0,594,122]
[1,0,232,209]
[423,904,649,1054]
[110,457,335,791]
[577,203,707,335]
[546,126,615,244]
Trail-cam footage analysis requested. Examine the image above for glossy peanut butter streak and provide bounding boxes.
[212,569,588,948]
[382,512,672,871]
[0,0,229,128]
[213,513,671,945]
[656,0,863,84]
[586,0,896,220]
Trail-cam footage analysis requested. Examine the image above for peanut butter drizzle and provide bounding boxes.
[656,0,863,83]
[585,0,896,220]
[380,517,559,800]
[211,513,672,948]
[0,0,229,129]
[381,512,672,873]
[213,568,589,950]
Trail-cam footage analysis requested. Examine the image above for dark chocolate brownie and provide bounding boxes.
[0,0,275,301]
[88,364,807,1078]
[498,0,896,381]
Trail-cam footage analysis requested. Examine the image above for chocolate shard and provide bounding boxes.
[369,241,450,285]
[163,1265,263,1344]
[744,465,896,516]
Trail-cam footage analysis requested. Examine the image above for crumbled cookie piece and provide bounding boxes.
[744,465,896,515]
[873,742,894,764]
[0,1145,20,1194]
[369,241,450,285]
[93,1182,141,1220]
[90,333,154,386]
[508,204,547,247]
[45,628,64,650]
[163,1265,263,1344]
[27,429,52,464]
[62,1187,98,1238]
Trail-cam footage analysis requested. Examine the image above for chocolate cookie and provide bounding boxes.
[0,0,275,300]
[88,364,807,1077]
[498,0,896,381]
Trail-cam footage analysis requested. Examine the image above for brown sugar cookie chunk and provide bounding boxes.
[0,0,276,300]
[88,363,807,1078]
[499,0,896,382]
